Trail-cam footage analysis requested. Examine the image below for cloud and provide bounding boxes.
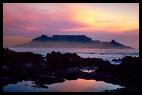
[4,3,139,34]
[3,3,139,48]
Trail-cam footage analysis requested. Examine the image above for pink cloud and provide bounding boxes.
[3,3,139,49]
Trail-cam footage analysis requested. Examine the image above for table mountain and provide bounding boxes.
[14,35,133,49]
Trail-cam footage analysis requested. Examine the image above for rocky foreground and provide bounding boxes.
[3,48,139,92]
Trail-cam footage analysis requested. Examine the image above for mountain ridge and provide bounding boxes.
[14,34,133,49]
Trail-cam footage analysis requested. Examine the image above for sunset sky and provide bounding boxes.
[3,3,139,49]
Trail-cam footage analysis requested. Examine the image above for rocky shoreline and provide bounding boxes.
[3,48,139,92]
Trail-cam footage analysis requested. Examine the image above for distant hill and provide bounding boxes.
[32,35,93,43]
[14,35,133,49]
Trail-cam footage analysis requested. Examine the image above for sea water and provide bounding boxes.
[4,47,138,92]
[9,47,139,64]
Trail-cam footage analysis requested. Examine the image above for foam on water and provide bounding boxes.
[9,47,139,64]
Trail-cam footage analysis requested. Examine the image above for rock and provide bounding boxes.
[3,48,139,92]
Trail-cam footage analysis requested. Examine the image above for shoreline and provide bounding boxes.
[3,48,139,92]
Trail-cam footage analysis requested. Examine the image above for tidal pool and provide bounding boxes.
[3,78,124,92]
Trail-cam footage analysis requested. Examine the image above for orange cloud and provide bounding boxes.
[59,26,96,32]
[65,4,138,32]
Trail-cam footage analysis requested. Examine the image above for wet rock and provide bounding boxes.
[3,48,139,92]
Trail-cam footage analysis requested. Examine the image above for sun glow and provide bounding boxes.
[69,5,138,32]
[3,3,139,48]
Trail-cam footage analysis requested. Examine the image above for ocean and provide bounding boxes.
[9,47,139,64]
[4,47,139,92]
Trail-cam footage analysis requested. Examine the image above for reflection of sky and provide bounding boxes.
[3,3,139,49]
[3,81,48,92]
[3,79,123,92]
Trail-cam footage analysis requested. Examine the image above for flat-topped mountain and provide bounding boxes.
[32,35,93,43]
[15,35,132,49]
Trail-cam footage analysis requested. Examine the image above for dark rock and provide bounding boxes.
[3,48,139,92]
[112,59,121,63]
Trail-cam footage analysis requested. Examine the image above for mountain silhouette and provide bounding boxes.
[32,35,93,43]
[14,34,133,49]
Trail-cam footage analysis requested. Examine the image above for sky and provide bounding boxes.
[3,3,139,49]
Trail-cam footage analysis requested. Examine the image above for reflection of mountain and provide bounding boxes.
[15,35,132,49]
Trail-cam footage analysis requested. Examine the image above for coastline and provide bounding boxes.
[3,48,139,92]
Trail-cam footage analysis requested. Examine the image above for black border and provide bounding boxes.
[1,0,141,94]
[2,0,141,3]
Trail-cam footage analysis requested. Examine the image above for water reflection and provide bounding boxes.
[80,67,96,73]
[4,79,123,92]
